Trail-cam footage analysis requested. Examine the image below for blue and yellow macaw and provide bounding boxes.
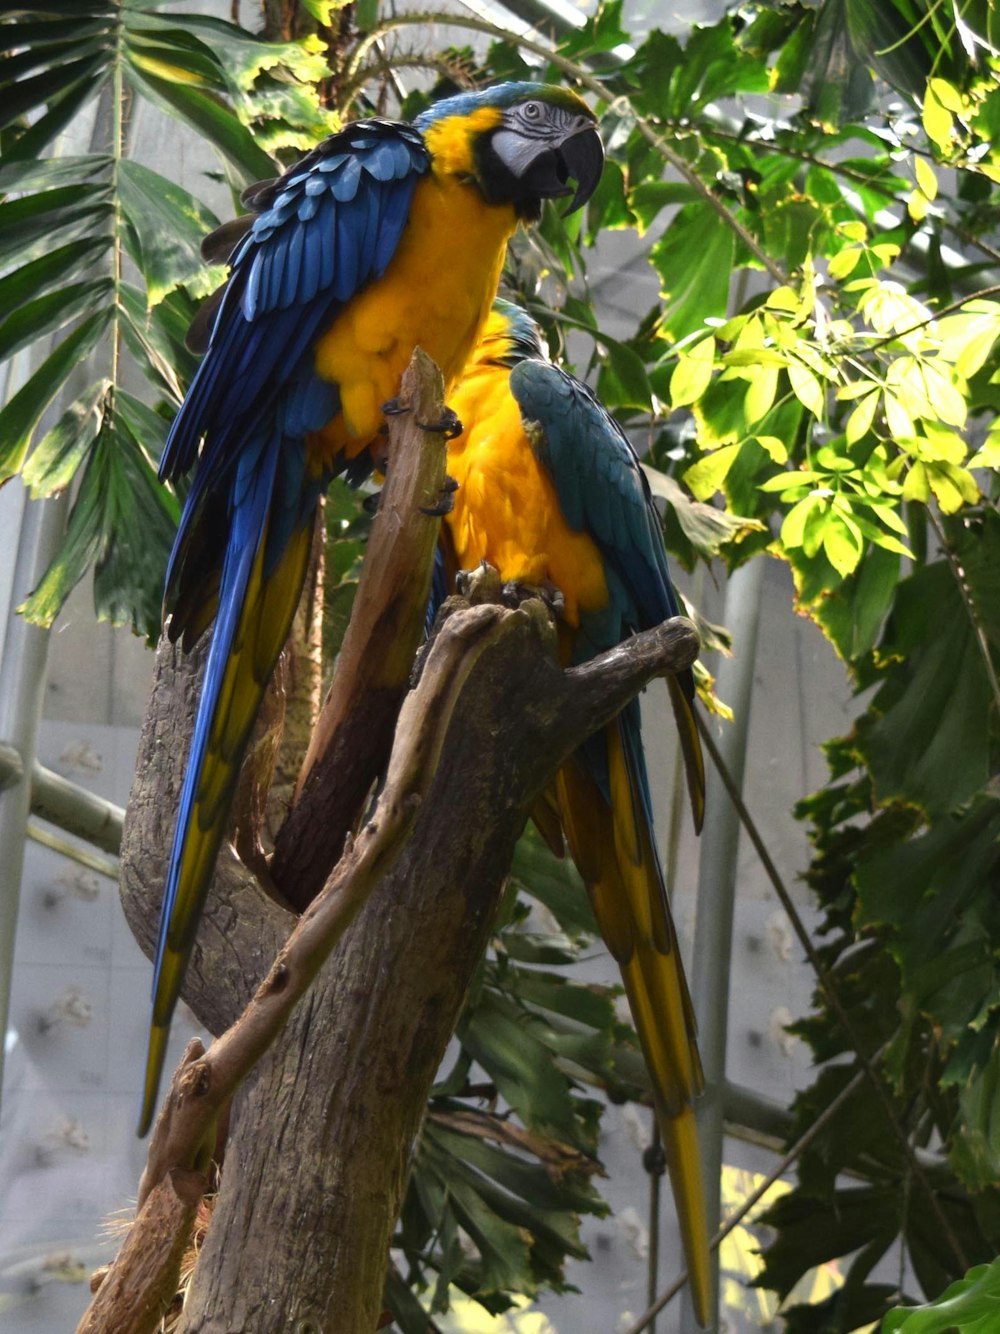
[141,85,604,1134]
[439,301,710,1325]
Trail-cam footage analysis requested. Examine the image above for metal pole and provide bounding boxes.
[678,555,766,1333]
[0,486,69,1108]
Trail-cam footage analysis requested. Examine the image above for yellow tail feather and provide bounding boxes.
[140,520,315,1136]
[555,733,711,1327]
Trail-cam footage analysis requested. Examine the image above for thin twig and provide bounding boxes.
[622,1059,875,1334]
[693,711,970,1275]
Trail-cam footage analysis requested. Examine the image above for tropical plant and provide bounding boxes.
[2,0,1000,1329]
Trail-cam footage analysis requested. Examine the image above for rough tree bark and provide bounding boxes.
[94,352,699,1333]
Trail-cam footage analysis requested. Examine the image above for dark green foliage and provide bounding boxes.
[0,4,332,637]
[5,1,1000,1327]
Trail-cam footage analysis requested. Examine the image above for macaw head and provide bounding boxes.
[416,82,604,221]
[477,298,548,367]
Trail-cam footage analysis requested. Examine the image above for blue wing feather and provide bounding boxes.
[509,360,680,640]
[143,120,431,1132]
[159,120,428,494]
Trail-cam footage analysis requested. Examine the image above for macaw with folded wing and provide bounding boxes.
[141,85,604,1134]
[438,301,710,1325]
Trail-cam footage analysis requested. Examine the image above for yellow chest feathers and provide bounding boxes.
[311,129,517,457]
[445,365,609,628]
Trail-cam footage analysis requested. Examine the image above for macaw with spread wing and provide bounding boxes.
[438,301,710,1325]
[141,85,604,1134]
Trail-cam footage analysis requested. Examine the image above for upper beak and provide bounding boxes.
[557,120,605,215]
[513,117,604,215]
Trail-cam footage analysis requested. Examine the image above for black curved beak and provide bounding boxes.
[516,120,605,216]
[558,122,605,216]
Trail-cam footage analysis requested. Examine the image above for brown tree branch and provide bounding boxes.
[76,1156,208,1334]
[271,347,450,909]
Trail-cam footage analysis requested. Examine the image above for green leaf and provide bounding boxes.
[459,990,579,1142]
[822,511,863,578]
[651,205,734,342]
[922,81,955,152]
[846,389,879,444]
[827,246,862,280]
[781,493,822,550]
[744,363,779,425]
[0,310,112,482]
[0,278,112,365]
[21,381,107,496]
[118,159,221,305]
[683,442,742,501]
[811,544,900,659]
[884,1258,1000,1333]
[0,50,107,130]
[629,180,698,233]
[856,525,1000,818]
[123,62,275,183]
[642,465,765,558]
[0,153,110,193]
[669,335,715,409]
[596,338,653,413]
[0,183,112,269]
[20,411,177,639]
[787,358,825,419]
[508,825,595,939]
[0,237,111,321]
[914,153,937,201]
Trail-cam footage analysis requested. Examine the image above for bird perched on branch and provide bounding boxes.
[437,300,710,1326]
[141,85,604,1135]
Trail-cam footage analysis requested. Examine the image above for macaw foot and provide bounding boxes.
[419,474,460,517]
[456,561,504,603]
[502,578,566,620]
[416,406,463,439]
[381,396,409,416]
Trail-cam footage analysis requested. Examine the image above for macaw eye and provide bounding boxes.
[522,101,542,120]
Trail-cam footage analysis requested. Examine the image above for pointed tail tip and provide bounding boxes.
[137,1023,170,1138]
[660,1104,713,1329]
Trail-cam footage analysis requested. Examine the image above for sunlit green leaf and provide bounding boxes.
[669,335,715,409]
[914,154,937,200]
[922,81,955,151]
[846,389,879,443]
[788,359,825,419]
[683,442,742,500]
